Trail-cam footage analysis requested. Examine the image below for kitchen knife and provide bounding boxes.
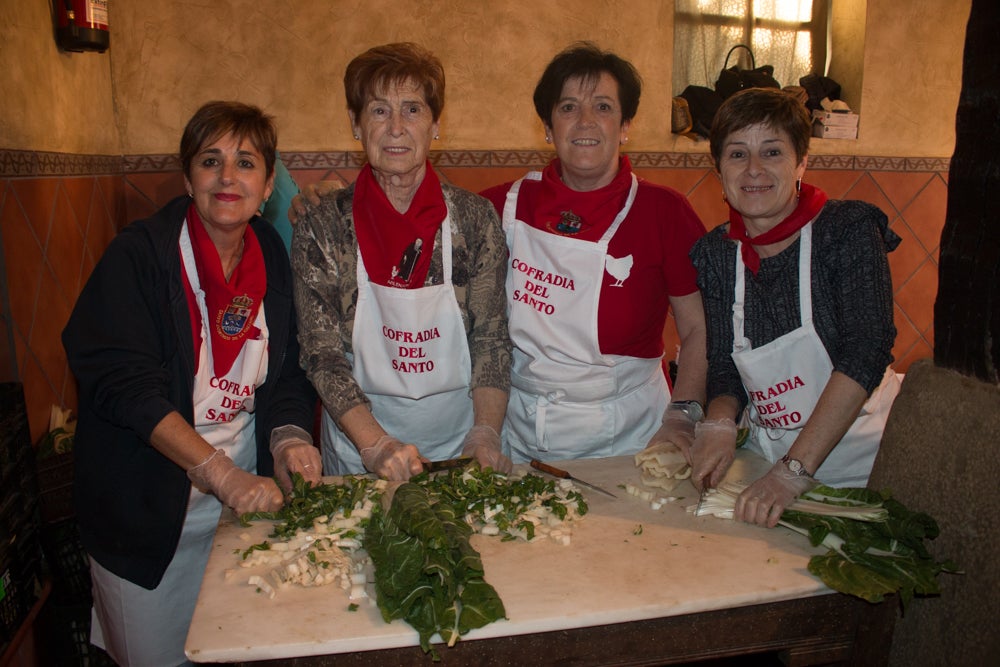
[422,456,473,473]
[529,459,618,498]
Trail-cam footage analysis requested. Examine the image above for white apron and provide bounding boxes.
[321,212,474,474]
[502,172,669,462]
[90,221,269,667]
[732,222,899,487]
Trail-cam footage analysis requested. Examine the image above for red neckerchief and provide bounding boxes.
[531,156,633,241]
[182,203,265,376]
[726,183,828,274]
[353,162,447,288]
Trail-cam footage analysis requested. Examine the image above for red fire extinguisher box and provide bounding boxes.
[55,0,110,53]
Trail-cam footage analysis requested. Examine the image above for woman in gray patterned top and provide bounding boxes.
[291,43,512,480]
[689,88,901,527]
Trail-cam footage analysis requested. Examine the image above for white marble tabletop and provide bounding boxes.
[185,451,830,663]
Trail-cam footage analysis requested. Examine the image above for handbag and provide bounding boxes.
[679,85,725,138]
[715,45,781,100]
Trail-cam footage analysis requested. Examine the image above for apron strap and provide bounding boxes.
[732,221,814,352]
[596,173,638,247]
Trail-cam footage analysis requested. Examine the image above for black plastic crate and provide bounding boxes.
[1,446,40,510]
[40,518,92,605]
[35,452,76,524]
[0,384,30,470]
[0,557,28,650]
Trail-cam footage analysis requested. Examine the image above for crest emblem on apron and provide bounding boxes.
[219,294,254,338]
[553,210,583,235]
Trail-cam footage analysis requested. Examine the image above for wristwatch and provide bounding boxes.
[669,400,704,422]
[780,454,814,478]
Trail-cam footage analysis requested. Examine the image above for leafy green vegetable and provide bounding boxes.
[694,482,960,607]
[779,487,961,607]
[365,482,506,659]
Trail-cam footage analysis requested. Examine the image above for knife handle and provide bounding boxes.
[530,459,570,479]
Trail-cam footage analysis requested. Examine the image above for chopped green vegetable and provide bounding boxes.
[347,603,359,612]
[633,524,643,535]
[240,473,382,539]
[240,541,271,560]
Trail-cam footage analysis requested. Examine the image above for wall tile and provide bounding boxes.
[888,219,932,293]
[872,171,934,214]
[894,260,939,334]
[900,175,948,254]
[29,263,72,410]
[48,186,86,298]
[844,173,896,216]
[61,177,96,238]
[1,190,44,342]
[11,178,58,245]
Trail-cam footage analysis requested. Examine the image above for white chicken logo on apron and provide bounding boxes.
[604,254,633,287]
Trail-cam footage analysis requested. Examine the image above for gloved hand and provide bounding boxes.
[360,434,423,481]
[690,418,738,492]
[460,425,512,474]
[187,449,284,515]
[271,437,322,492]
[735,459,818,528]
[645,404,698,462]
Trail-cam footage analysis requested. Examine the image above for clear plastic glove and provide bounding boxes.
[271,437,321,492]
[460,425,512,474]
[735,459,818,528]
[645,404,698,462]
[359,434,423,481]
[187,449,284,515]
[690,418,738,492]
[287,179,344,222]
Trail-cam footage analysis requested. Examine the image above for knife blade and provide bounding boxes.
[529,459,618,498]
[422,456,473,473]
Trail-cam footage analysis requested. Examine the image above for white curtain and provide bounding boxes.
[673,0,825,95]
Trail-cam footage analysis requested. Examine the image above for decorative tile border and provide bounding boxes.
[1,148,950,178]
[0,149,123,177]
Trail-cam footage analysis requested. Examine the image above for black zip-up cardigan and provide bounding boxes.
[63,195,316,589]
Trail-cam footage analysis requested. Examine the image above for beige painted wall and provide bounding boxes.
[0,0,117,154]
[0,0,970,158]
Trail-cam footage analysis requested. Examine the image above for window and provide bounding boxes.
[673,0,831,95]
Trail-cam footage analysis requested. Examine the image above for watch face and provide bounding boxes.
[782,455,805,475]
